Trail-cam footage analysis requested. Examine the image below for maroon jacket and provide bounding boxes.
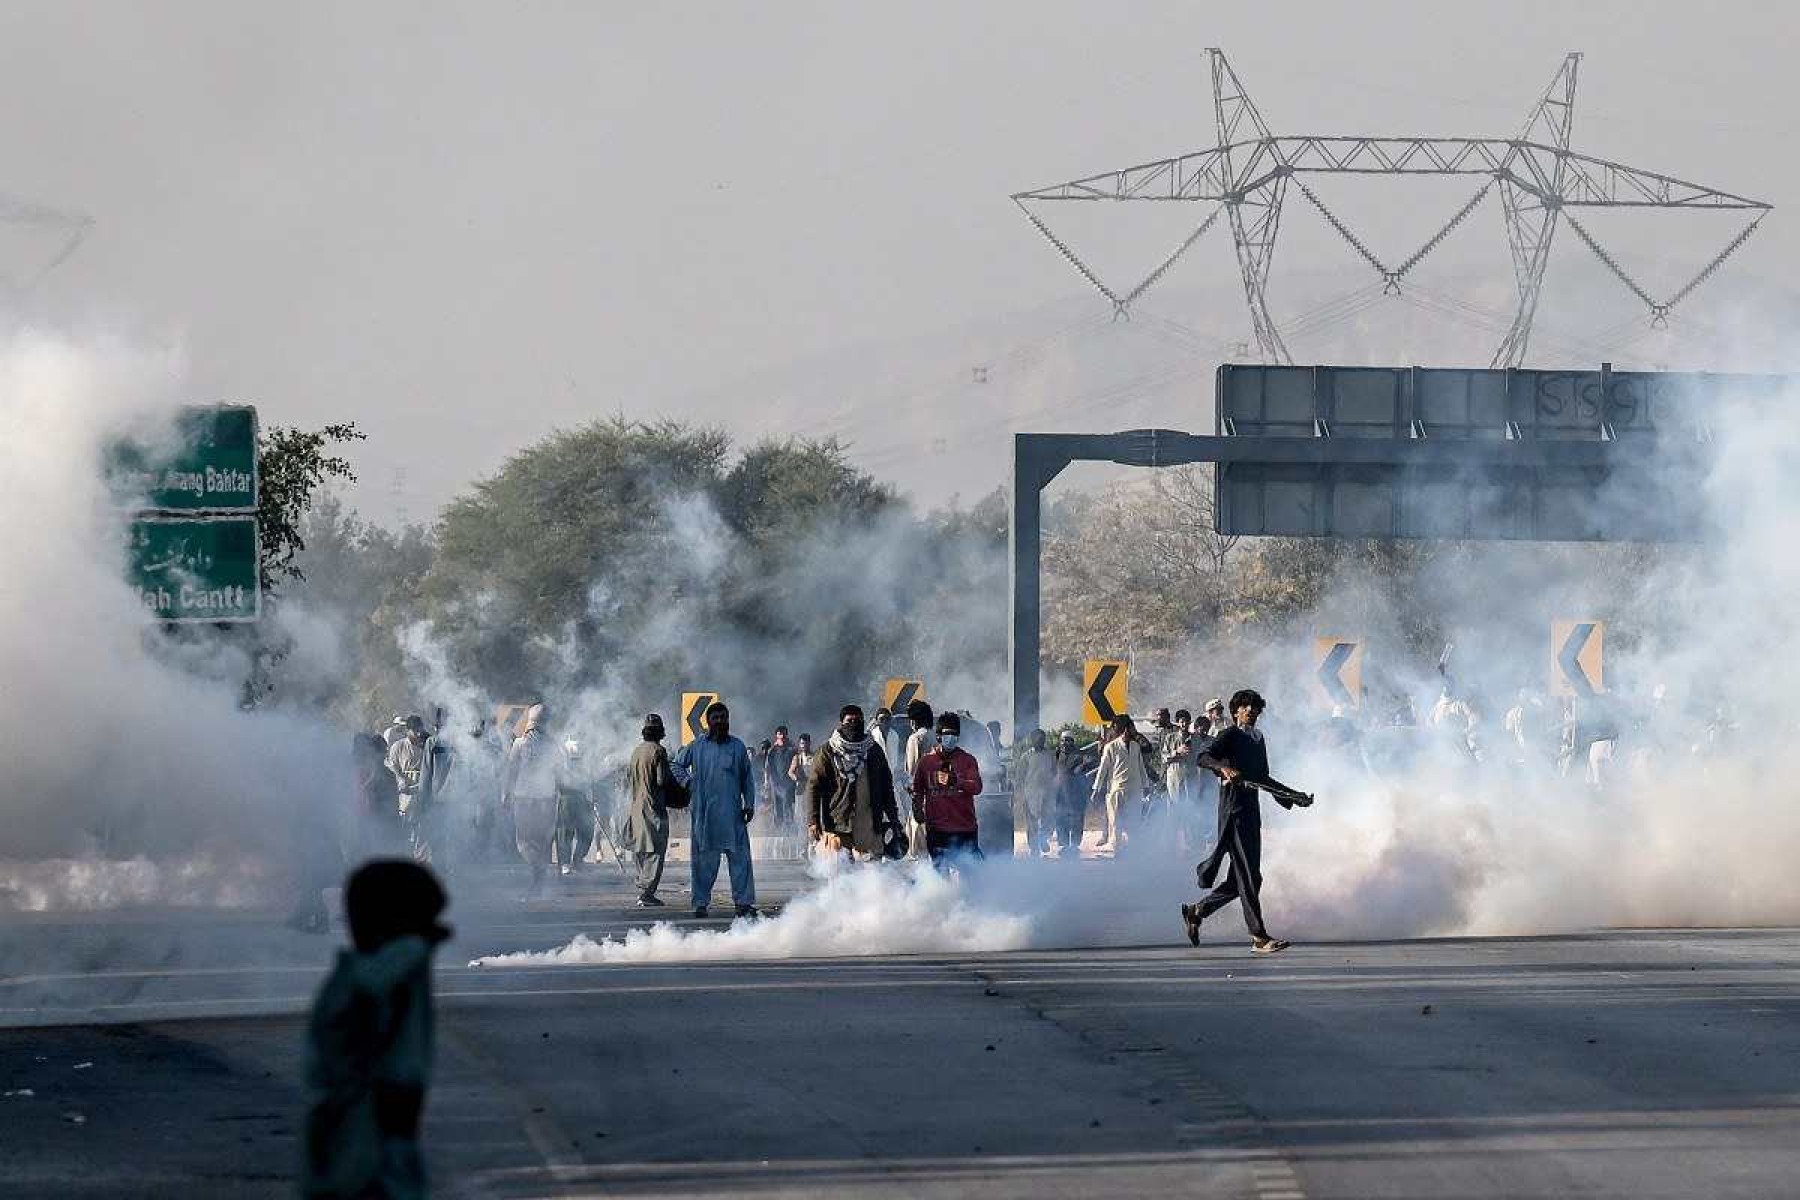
[911,747,983,833]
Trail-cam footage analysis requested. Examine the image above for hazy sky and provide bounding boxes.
[2,1,1794,517]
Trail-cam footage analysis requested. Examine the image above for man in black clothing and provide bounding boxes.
[1182,688,1312,954]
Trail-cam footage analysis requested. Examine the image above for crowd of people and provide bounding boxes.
[322,652,1712,955]
[293,685,1318,1200]
[314,685,1321,957]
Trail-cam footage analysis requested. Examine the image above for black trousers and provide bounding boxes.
[555,793,595,866]
[925,829,983,866]
[1052,785,1085,854]
[1196,800,1269,941]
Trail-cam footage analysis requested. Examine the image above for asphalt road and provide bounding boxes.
[2,861,1797,1199]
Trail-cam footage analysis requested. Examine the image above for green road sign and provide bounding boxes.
[127,516,260,622]
[107,405,259,512]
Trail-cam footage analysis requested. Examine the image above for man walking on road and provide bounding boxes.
[672,701,759,919]
[623,714,675,907]
[1012,729,1055,855]
[500,703,559,901]
[553,737,596,877]
[808,704,906,860]
[1183,689,1313,954]
[766,726,798,833]
[912,712,984,866]
[1051,732,1093,857]
[1091,714,1153,854]
[902,699,935,857]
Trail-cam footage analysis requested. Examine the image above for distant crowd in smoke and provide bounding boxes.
[4,328,1799,946]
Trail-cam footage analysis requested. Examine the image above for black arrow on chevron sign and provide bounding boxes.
[1557,623,1599,696]
[684,693,716,742]
[1086,663,1122,724]
[1317,642,1356,707]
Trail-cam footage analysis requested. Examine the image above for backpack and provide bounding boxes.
[660,747,690,809]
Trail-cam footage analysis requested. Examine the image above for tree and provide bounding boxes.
[224,421,364,708]
[720,436,894,544]
[930,486,1007,547]
[1041,468,1240,670]
[257,422,364,599]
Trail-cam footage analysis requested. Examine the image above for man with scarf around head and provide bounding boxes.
[671,701,759,919]
[1183,688,1313,954]
[912,712,984,865]
[807,704,906,859]
[623,714,675,907]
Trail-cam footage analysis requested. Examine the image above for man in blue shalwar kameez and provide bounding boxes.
[671,700,759,919]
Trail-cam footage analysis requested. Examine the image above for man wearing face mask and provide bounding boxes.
[808,704,906,860]
[912,712,984,865]
[671,702,759,919]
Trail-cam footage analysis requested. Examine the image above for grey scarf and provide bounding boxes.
[826,729,876,784]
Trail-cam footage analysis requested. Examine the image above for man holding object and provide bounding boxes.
[1182,689,1313,954]
[912,712,984,866]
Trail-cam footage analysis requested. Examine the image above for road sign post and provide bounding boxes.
[1551,620,1605,696]
[680,691,721,745]
[1081,660,1128,727]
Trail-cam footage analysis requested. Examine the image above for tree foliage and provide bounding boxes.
[409,418,908,704]
[256,422,364,597]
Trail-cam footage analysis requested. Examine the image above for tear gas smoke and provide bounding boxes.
[0,334,346,910]
[471,856,1034,966]
[6,319,1799,970]
[469,357,1800,966]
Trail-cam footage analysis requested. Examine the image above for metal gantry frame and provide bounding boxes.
[1014,50,1771,368]
[1008,427,1638,737]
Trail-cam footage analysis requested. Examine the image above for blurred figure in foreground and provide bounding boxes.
[302,859,451,1200]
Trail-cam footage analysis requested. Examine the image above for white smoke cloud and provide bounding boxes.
[0,332,349,907]
[471,855,1033,966]
[8,312,1796,969]
[467,366,1800,966]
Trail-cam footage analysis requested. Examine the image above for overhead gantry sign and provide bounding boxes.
[1008,363,1784,736]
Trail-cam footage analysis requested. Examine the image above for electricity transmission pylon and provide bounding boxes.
[1014,50,1771,368]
